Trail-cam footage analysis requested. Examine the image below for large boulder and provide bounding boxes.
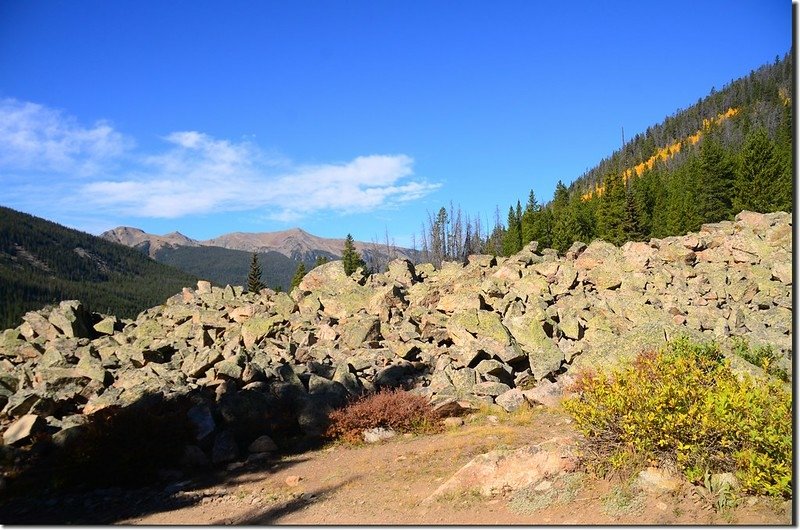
[47,300,93,339]
[503,315,564,381]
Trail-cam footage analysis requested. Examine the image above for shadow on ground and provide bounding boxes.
[0,387,329,524]
[215,477,360,525]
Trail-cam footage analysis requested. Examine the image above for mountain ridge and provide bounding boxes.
[101,225,417,263]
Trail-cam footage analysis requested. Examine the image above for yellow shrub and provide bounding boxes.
[564,337,791,497]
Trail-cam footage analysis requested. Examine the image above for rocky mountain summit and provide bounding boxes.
[101,225,416,263]
[99,226,201,258]
[0,210,791,474]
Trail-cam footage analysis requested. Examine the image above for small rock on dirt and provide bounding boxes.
[248,435,278,453]
[285,475,303,487]
[635,466,684,494]
[363,427,396,443]
[443,417,464,428]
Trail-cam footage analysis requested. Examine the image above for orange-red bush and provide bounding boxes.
[325,388,441,444]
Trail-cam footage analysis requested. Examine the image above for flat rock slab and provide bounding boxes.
[423,436,577,502]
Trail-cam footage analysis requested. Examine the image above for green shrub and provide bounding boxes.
[564,336,792,497]
[325,388,442,444]
[731,336,789,382]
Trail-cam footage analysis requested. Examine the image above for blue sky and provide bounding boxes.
[0,1,791,247]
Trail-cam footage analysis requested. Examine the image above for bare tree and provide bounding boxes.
[448,201,463,262]
[383,226,397,267]
[419,221,430,265]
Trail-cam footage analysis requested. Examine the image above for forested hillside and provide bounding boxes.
[153,245,300,292]
[0,206,198,329]
[416,52,792,264]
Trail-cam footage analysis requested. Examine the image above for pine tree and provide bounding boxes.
[664,158,703,235]
[630,167,658,238]
[735,128,782,213]
[774,103,793,212]
[698,138,734,223]
[246,252,265,293]
[314,255,330,268]
[595,171,628,245]
[342,234,366,276]
[623,185,644,241]
[291,262,306,290]
[502,205,522,256]
[532,207,553,249]
[521,190,539,244]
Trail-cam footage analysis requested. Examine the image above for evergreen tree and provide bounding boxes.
[623,185,644,241]
[246,252,266,293]
[595,172,628,245]
[549,181,572,253]
[291,262,306,290]
[551,181,570,211]
[314,255,330,268]
[774,103,793,212]
[631,167,659,238]
[665,157,703,235]
[502,205,522,256]
[735,128,782,213]
[532,207,554,249]
[698,138,735,222]
[551,214,573,253]
[342,234,366,276]
[521,190,539,244]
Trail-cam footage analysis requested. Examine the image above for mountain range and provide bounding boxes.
[100,226,414,263]
[100,225,417,291]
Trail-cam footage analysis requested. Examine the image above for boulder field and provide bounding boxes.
[0,210,792,469]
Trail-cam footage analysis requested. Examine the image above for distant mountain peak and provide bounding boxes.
[102,225,416,264]
[100,226,199,258]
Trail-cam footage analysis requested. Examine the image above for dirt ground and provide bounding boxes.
[0,407,792,525]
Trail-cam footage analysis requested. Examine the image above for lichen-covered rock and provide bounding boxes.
[47,300,92,339]
[241,314,284,349]
[0,210,791,470]
[339,316,381,349]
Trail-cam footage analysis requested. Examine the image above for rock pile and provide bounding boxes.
[0,210,792,469]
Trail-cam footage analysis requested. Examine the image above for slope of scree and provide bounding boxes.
[0,210,792,492]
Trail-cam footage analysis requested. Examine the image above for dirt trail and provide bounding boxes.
[1,408,791,525]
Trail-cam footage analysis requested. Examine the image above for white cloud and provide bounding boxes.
[0,98,133,176]
[0,99,440,221]
[83,139,440,219]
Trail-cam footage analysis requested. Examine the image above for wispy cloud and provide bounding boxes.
[0,98,440,223]
[0,98,132,177]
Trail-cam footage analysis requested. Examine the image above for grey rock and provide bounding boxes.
[248,434,278,453]
[472,381,512,397]
[363,427,396,443]
[211,430,239,464]
[187,404,216,442]
[48,300,92,339]
[495,388,528,412]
